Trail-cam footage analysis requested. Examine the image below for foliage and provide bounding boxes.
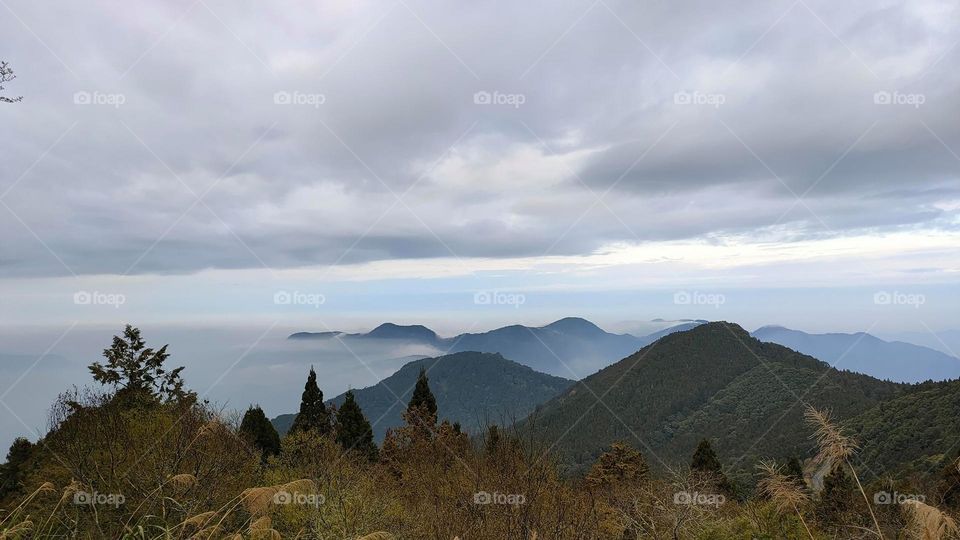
[240,405,282,461]
[335,390,379,461]
[288,367,331,436]
[0,438,33,501]
[274,352,573,440]
[528,322,905,477]
[407,366,437,420]
[88,324,191,402]
[0,61,22,103]
[3,324,960,540]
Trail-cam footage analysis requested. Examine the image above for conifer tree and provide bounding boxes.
[289,367,331,435]
[335,390,378,461]
[239,405,281,460]
[407,366,437,419]
[785,456,805,485]
[88,325,190,402]
[0,437,33,500]
[690,438,734,495]
[817,466,854,525]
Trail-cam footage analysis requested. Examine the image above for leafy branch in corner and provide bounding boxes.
[0,61,23,103]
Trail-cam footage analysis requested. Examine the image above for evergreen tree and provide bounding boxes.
[289,367,331,435]
[407,367,437,419]
[586,441,649,489]
[690,438,733,495]
[785,456,805,485]
[88,325,190,402]
[334,390,378,461]
[817,465,854,525]
[0,437,33,500]
[239,405,281,460]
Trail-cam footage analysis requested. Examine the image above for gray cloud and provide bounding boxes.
[1,0,958,277]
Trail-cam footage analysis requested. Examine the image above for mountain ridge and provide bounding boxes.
[272,351,573,441]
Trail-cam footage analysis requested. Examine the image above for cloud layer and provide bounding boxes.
[1,0,959,279]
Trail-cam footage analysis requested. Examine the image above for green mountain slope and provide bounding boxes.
[845,379,960,478]
[273,351,573,441]
[528,322,905,477]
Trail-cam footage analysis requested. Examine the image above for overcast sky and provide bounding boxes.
[1,0,958,332]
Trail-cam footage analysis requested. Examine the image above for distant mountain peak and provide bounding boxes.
[541,317,606,336]
[366,323,438,342]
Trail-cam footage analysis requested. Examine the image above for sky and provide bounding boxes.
[1,0,959,448]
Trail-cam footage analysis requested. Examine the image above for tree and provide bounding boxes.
[0,437,33,500]
[586,441,649,490]
[288,367,331,435]
[690,438,733,495]
[88,325,190,402]
[0,61,22,103]
[334,390,378,461]
[239,405,281,460]
[407,367,437,419]
[817,466,854,526]
[785,456,805,485]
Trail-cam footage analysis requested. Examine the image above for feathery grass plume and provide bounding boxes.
[250,515,272,531]
[181,510,218,529]
[902,500,958,540]
[249,516,281,540]
[804,407,858,464]
[757,460,814,540]
[282,478,316,494]
[241,486,279,515]
[190,523,221,540]
[804,405,884,540]
[357,533,395,540]
[0,519,34,539]
[757,460,809,512]
[168,473,198,490]
[59,480,83,505]
[36,482,56,494]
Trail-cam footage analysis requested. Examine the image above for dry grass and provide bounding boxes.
[902,500,959,540]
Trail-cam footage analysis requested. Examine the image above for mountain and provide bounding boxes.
[527,322,907,479]
[881,329,960,358]
[272,351,573,441]
[752,325,960,383]
[287,317,674,378]
[845,378,960,476]
[445,317,647,377]
[365,323,440,343]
